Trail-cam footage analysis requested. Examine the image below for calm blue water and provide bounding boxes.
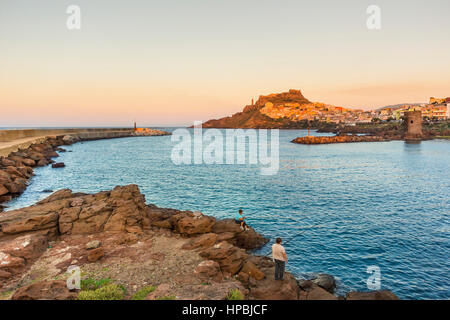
[6,129,450,299]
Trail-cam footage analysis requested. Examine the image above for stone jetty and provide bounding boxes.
[0,129,170,210]
[291,134,387,145]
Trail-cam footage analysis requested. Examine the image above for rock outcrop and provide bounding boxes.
[11,280,77,300]
[291,134,387,145]
[201,89,314,129]
[0,185,399,300]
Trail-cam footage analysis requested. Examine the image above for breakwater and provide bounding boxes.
[0,128,170,209]
[291,134,387,144]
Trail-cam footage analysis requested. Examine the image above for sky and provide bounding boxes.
[1,0,449,127]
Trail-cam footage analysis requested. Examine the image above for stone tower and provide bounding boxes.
[405,110,422,140]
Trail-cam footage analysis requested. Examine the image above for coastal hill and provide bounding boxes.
[201,89,366,128]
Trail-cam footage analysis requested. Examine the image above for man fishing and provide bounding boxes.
[235,209,249,231]
[272,238,288,280]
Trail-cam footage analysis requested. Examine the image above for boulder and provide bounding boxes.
[174,215,216,236]
[1,234,48,261]
[199,241,248,275]
[87,247,104,262]
[248,273,299,300]
[237,271,250,284]
[0,269,12,279]
[181,233,218,250]
[298,283,338,300]
[0,184,9,196]
[52,162,65,168]
[0,158,16,167]
[346,290,399,300]
[5,166,26,179]
[85,240,101,250]
[240,261,265,280]
[194,260,223,282]
[21,158,36,167]
[0,211,59,234]
[211,219,268,250]
[62,135,79,145]
[11,280,77,300]
[311,273,336,293]
[0,170,12,183]
[4,180,27,194]
[36,159,50,167]
[0,251,25,275]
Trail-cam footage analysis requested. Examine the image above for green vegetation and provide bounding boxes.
[157,295,177,300]
[131,286,156,300]
[0,291,13,300]
[226,288,244,300]
[77,284,125,300]
[80,277,112,291]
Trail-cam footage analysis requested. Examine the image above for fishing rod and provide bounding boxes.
[262,222,323,257]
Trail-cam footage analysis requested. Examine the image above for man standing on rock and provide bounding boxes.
[272,238,288,280]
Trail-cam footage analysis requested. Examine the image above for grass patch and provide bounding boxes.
[81,277,112,291]
[77,284,125,300]
[157,295,177,300]
[226,289,244,300]
[0,291,13,300]
[131,286,156,300]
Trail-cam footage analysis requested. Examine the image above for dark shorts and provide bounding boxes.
[235,219,247,227]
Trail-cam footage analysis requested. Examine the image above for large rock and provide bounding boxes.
[181,233,218,250]
[199,241,248,275]
[298,281,338,300]
[87,247,104,262]
[0,184,9,196]
[248,273,300,300]
[0,234,48,278]
[0,185,148,237]
[1,234,48,261]
[311,273,336,293]
[0,211,59,234]
[211,219,268,250]
[0,251,25,275]
[194,260,223,282]
[346,290,399,300]
[11,280,77,300]
[173,215,216,236]
[240,261,265,280]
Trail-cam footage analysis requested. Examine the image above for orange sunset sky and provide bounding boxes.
[1,0,450,127]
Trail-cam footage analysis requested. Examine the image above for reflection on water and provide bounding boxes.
[404,141,422,154]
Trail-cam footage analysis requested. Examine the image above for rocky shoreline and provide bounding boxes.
[291,134,388,145]
[0,185,399,300]
[0,129,170,211]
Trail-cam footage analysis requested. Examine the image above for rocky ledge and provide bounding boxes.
[291,134,388,145]
[0,185,398,300]
[0,130,169,211]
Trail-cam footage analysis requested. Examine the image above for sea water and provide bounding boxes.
[5,129,450,299]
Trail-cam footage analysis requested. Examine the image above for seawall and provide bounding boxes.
[0,128,160,157]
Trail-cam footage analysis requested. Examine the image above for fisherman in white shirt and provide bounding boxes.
[272,237,288,280]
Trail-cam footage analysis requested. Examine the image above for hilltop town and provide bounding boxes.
[201,90,450,128]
